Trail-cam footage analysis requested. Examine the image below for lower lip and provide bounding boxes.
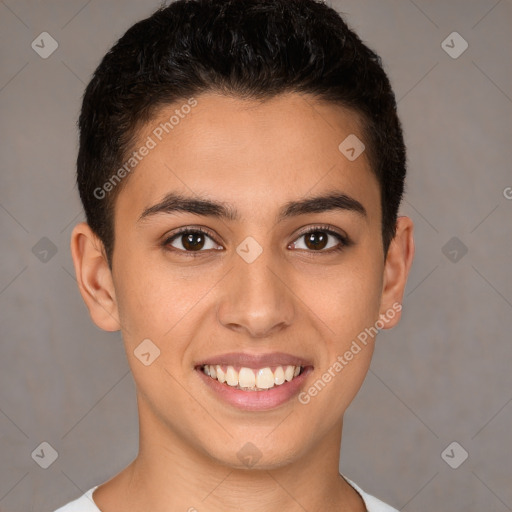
[196,367,312,411]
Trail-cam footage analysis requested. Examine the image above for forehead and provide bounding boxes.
[115,92,380,224]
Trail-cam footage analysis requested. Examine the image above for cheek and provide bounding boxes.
[112,256,224,387]
[296,250,383,407]
[296,269,382,431]
[113,254,198,339]
[307,255,384,342]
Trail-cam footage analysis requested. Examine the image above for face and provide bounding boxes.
[73,92,413,470]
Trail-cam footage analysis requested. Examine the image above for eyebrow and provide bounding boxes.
[138,191,367,223]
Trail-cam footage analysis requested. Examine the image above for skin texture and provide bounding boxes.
[71,92,414,512]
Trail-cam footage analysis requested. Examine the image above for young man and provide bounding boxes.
[57,0,414,510]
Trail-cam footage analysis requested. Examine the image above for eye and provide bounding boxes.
[289,225,350,253]
[163,227,222,255]
[163,224,351,256]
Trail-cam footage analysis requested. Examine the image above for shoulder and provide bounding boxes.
[54,487,100,512]
[341,474,400,512]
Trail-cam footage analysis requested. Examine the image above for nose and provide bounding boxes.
[216,246,295,339]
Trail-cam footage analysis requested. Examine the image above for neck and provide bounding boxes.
[94,400,365,512]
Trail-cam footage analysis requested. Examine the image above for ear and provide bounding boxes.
[70,222,120,331]
[379,216,415,329]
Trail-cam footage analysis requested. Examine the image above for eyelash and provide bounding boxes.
[162,225,351,257]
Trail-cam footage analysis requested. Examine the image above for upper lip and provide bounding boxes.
[195,352,313,368]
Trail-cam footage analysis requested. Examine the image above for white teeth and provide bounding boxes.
[284,365,295,382]
[238,367,256,388]
[226,366,238,386]
[274,366,285,385]
[256,367,275,389]
[216,365,225,383]
[202,364,304,390]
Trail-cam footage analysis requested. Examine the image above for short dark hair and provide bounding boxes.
[77,0,406,266]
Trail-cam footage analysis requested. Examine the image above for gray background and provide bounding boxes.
[0,0,511,511]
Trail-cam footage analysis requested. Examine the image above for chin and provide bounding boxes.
[200,434,307,472]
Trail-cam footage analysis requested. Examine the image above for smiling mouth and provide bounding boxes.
[200,364,305,391]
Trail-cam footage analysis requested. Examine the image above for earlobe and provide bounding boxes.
[70,222,121,332]
[379,216,415,329]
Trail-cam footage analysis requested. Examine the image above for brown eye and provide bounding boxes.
[290,226,349,253]
[304,231,329,250]
[181,232,206,251]
[164,228,222,254]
